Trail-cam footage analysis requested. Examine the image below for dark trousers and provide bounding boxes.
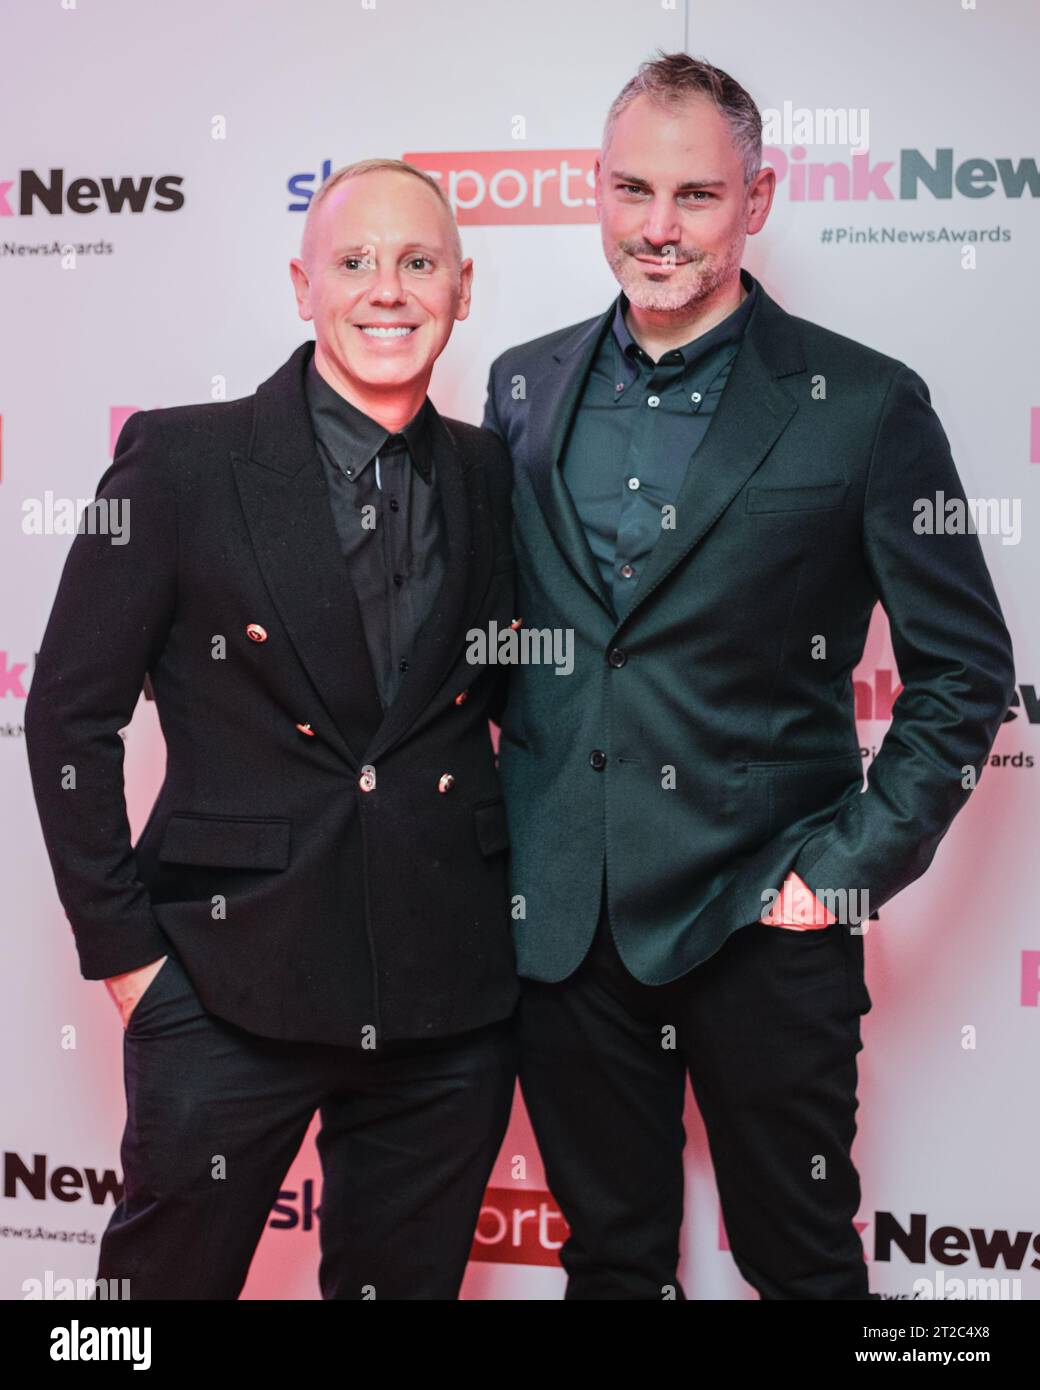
[97,953,517,1299]
[518,888,874,1300]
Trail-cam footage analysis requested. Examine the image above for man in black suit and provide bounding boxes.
[25,159,518,1299]
[483,53,1016,1299]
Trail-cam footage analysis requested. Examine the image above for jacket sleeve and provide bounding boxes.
[479,398,514,730]
[792,364,1017,919]
[24,409,177,979]
[481,358,505,440]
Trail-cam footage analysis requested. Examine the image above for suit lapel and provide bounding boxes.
[524,308,617,616]
[362,408,493,765]
[231,341,383,765]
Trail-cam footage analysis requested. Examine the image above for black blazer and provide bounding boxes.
[483,279,1017,984]
[25,341,519,1044]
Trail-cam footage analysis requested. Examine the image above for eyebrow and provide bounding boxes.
[609,170,728,191]
[332,242,444,258]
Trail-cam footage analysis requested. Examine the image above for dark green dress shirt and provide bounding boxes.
[561,267,759,615]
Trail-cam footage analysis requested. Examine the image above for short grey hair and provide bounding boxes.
[602,51,763,187]
[301,157,463,270]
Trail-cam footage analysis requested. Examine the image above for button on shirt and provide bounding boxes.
[561,267,759,615]
[305,353,447,709]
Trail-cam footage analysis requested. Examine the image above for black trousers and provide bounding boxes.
[518,887,874,1300]
[97,953,517,1299]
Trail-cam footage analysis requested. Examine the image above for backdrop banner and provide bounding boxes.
[2,0,1036,1302]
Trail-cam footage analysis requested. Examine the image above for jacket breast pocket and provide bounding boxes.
[746,480,849,513]
[158,814,291,870]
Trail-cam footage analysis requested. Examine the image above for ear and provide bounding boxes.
[746,166,777,236]
[593,156,603,221]
[455,257,474,322]
[289,258,313,321]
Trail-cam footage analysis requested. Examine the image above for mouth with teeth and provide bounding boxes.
[357,324,418,339]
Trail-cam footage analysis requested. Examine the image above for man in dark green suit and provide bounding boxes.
[482,52,1015,1299]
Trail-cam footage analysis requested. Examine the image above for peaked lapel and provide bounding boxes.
[617,287,805,628]
[362,409,493,765]
[231,341,383,766]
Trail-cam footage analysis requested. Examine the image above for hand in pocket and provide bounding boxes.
[105,955,169,1028]
[761,871,836,930]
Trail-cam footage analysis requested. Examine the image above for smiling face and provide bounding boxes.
[595,91,773,315]
[289,169,472,412]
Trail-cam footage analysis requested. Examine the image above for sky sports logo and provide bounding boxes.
[287,148,1040,225]
[0,168,184,216]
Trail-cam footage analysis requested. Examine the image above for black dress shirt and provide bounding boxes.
[561,267,759,615]
[305,352,447,708]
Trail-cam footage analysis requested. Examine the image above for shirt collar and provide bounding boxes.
[611,266,759,373]
[304,350,434,483]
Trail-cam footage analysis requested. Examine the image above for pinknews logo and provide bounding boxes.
[0,652,29,699]
[875,1212,1040,1270]
[3,1151,122,1206]
[761,146,1039,201]
[0,168,184,216]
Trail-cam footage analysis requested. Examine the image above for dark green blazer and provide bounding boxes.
[482,277,1016,984]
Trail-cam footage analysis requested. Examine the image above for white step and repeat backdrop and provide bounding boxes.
[2,0,1037,1300]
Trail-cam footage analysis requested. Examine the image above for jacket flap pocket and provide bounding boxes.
[159,814,291,870]
[746,480,848,513]
[473,799,510,856]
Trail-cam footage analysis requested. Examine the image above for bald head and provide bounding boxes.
[299,162,462,277]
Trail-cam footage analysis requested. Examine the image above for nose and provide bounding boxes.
[641,198,683,255]
[368,262,406,306]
